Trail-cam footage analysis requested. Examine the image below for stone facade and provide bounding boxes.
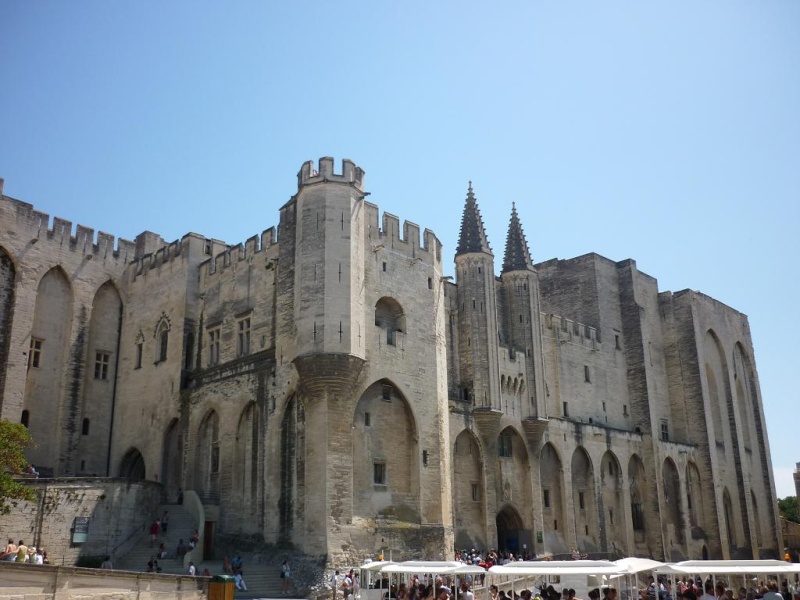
[0,158,781,567]
[0,562,206,600]
[0,479,162,566]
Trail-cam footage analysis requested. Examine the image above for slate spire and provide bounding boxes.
[455,181,493,256]
[502,202,534,273]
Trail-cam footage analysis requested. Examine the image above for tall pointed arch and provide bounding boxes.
[571,447,598,552]
[0,246,16,410]
[540,442,566,553]
[600,450,625,554]
[76,280,122,475]
[662,457,684,558]
[452,429,486,550]
[161,418,182,499]
[235,402,259,515]
[195,410,220,503]
[352,379,419,521]
[24,266,73,473]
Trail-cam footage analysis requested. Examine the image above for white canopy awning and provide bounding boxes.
[360,560,397,572]
[655,560,798,575]
[381,561,480,575]
[614,558,667,574]
[489,560,624,576]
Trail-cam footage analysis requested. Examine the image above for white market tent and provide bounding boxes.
[614,558,667,574]
[381,561,472,574]
[655,560,800,575]
[489,560,625,576]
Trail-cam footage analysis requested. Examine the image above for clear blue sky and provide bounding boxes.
[2,2,798,496]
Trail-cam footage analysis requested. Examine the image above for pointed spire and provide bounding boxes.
[502,202,534,273]
[456,181,493,256]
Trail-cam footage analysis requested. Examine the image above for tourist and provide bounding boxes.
[33,548,44,565]
[101,555,113,569]
[223,555,233,573]
[700,582,716,600]
[603,588,618,600]
[762,582,782,600]
[147,556,160,572]
[15,540,29,563]
[149,519,160,547]
[160,511,169,534]
[235,569,248,591]
[332,570,341,600]
[0,538,16,561]
[459,582,475,600]
[188,561,196,576]
[281,558,291,594]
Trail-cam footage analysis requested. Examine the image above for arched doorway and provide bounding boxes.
[496,505,524,555]
[120,448,146,479]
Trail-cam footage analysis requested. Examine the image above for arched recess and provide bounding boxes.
[686,461,711,537]
[24,266,73,473]
[704,330,732,447]
[600,450,625,554]
[750,489,761,554]
[540,443,566,553]
[628,454,650,553]
[662,457,684,558]
[0,247,16,408]
[235,402,259,513]
[571,447,598,552]
[722,487,738,552]
[352,379,419,522]
[374,297,406,346]
[495,426,533,547]
[734,342,775,552]
[279,394,305,544]
[496,504,524,554]
[161,418,182,500]
[452,429,486,550]
[119,447,146,479]
[195,410,220,503]
[77,280,122,475]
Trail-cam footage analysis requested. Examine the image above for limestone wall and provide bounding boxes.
[0,478,162,566]
[0,562,206,600]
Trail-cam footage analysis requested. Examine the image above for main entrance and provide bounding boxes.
[496,506,530,554]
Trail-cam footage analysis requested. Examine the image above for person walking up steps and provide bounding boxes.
[281,558,291,594]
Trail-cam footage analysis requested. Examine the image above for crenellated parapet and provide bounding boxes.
[544,312,601,347]
[132,237,186,277]
[297,156,364,191]
[364,202,442,265]
[202,226,277,278]
[0,190,135,261]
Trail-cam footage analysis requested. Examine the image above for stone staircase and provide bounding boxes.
[114,503,299,599]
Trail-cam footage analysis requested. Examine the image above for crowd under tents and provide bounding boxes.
[358,558,800,600]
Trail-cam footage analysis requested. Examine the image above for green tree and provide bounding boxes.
[0,419,36,514]
[778,496,799,524]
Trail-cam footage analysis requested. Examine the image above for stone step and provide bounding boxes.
[114,505,293,598]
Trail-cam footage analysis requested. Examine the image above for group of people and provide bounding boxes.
[0,538,48,564]
[657,576,800,600]
[221,554,248,591]
[332,568,361,599]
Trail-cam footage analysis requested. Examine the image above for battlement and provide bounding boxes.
[544,312,602,347]
[297,157,364,191]
[203,227,278,276]
[0,190,135,261]
[364,202,442,264]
